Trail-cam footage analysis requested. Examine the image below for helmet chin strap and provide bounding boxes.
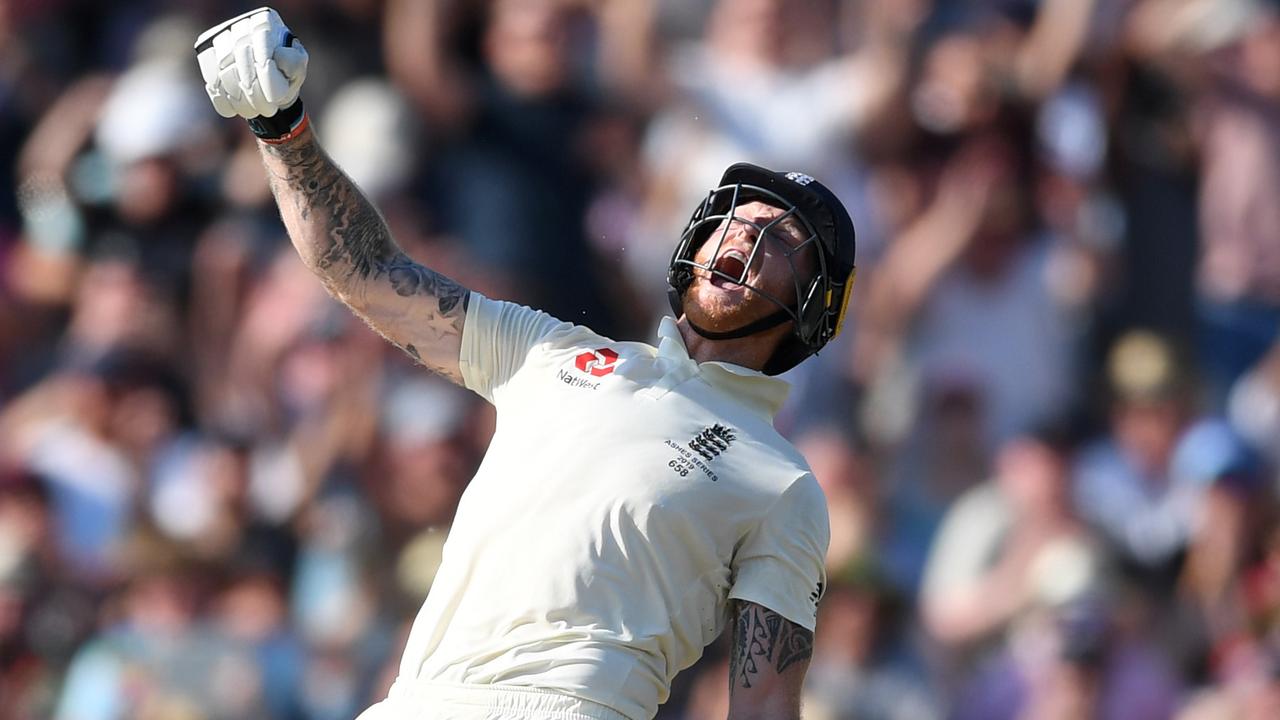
[667,287,793,341]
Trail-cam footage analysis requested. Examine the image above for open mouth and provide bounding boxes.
[710,250,749,288]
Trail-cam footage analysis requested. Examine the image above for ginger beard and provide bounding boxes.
[681,200,818,335]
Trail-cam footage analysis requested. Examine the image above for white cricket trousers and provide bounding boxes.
[355,679,636,720]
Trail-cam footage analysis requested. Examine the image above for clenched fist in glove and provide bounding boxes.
[194,7,309,142]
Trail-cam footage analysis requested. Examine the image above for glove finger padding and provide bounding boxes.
[217,62,256,118]
[234,36,276,117]
[196,31,237,117]
[205,84,238,118]
[252,16,291,105]
[196,44,223,87]
[270,41,308,106]
[258,57,291,107]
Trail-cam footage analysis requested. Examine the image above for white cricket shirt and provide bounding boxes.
[396,293,830,720]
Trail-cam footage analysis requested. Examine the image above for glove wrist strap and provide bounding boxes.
[248,99,307,143]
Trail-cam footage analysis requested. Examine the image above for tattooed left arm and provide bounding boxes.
[726,600,814,720]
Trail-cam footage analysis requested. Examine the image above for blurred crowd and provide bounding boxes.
[1,0,1280,718]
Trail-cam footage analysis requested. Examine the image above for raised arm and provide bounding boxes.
[195,7,470,385]
[727,600,814,720]
[258,129,469,384]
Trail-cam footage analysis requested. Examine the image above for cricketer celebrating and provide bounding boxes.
[196,8,856,720]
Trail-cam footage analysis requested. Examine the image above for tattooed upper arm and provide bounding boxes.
[258,129,470,385]
[727,600,814,720]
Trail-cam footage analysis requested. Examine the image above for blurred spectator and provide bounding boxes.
[805,563,939,720]
[794,428,880,573]
[372,376,477,604]
[1175,420,1269,627]
[866,114,1089,593]
[860,118,1080,452]
[54,547,268,720]
[1187,3,1280,405]
[1228,344,1280,468]
[877,380,991,593]
[922,424,1105,673]
[384,0,624,333]
[212,564,305,719]
[373,377,474,532]
[953,599,1183,720]
[1072,331,1207,577]
[4,348,190,580]
[1122,0,1280,407]
[320,79,421,203]
[1242,524,1280,647]
[291,490,395,720]
[0,469,60,719]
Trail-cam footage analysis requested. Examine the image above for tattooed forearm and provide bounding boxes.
[729,602,814,690]
[260,131,396,285]
[258,129,470,382]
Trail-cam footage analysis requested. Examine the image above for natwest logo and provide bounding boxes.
[574,347,619,377]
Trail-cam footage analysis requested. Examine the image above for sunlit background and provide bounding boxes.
[2,0,1280,718]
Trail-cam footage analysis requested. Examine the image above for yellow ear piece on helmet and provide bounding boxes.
[829,267,857,340]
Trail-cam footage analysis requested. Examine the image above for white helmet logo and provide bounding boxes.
[785,172,815,186]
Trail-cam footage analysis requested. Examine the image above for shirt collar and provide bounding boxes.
[655,316,792,418]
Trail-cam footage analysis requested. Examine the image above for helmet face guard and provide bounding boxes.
[669,182,829,339]
[667,164,857,375]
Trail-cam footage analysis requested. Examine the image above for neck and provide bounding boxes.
[675,315,788,371]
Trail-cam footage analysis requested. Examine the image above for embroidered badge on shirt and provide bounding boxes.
[664,424,737,481]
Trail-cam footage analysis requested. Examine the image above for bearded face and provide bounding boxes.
[681,200,818,334]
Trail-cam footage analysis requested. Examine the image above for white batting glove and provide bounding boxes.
[194,7,309,140]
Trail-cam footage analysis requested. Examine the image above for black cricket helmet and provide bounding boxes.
[667,163,857,375]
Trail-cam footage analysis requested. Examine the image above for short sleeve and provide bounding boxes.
[459,292,568,404]
[727,474,830,631]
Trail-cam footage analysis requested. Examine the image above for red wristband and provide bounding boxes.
[257,111,309,145]
[249,98,308,144]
